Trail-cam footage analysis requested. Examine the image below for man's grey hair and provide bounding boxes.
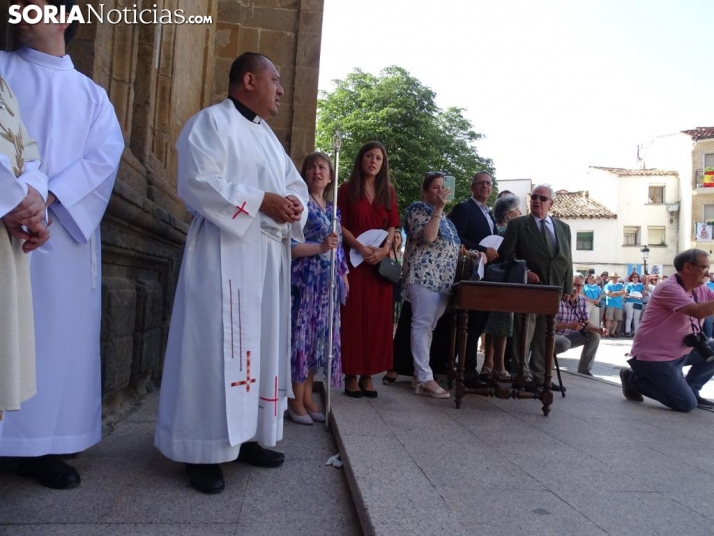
[674,249,709,272]
[532,183,556,201]
[573,273,585,283]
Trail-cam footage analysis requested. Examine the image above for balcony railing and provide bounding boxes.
[694,169,714,190]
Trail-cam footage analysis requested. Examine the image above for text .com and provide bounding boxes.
[9,4,213,25]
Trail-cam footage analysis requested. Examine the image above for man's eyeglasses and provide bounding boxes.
[530,194,550,202]
[690,263,711,272]
[472,180,492,186]
[573,284,584,288]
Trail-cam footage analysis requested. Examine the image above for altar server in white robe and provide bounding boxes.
[154,52,308,494]
[0,0,124,490]
[0,75,50,426]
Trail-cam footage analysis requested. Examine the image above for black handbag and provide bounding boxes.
[484,259,527,284]
[376,257,401,284]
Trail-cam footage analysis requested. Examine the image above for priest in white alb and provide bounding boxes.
[0,75,49,426]
[154,52,308,494]
[0,0,124,490]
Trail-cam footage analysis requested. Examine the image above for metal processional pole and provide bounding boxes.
[325,131,342,429]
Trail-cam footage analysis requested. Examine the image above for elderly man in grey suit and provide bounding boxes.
[498,184,573,387]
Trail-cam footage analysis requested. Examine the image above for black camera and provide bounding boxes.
[683,332,714,362]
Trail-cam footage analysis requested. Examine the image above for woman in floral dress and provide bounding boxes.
[289,152,349,424]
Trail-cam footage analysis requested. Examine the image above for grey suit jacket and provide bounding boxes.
[497,214,573,296]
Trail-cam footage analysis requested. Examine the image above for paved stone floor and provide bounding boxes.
[332,337,714,536]
[0,393,361,536]
[4,336,714,536]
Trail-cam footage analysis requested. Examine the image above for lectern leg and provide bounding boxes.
[447,309,457,390]
[542,314,555,416]
[455,309,468,408]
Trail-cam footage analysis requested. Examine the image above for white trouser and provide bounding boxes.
[586,302,601,328]
[406,283,449,383]
[624,302,642,334]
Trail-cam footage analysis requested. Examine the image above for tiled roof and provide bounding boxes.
[682,127,714,141]
[589,166,678,176]
[551,191,616,219]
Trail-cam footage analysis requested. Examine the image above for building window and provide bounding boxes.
[648,226,666,246]
[648,185,664,204]
[705,153,714,169]
[624,226,640,246]
[576,231,594,250]
[704,204,714,222]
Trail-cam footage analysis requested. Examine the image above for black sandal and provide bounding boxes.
[344,376,363,398]
[382,371,398,385]
[359,376,378,399]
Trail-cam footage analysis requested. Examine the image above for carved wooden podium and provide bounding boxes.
[447,281,561,416]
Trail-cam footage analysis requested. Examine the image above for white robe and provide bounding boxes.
[154,99,308,464]
[0,47,124,455]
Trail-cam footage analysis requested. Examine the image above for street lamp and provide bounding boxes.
[640,245,650,275]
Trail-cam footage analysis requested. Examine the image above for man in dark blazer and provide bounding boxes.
[498,184,573,387]
[449,172,499,262]
[447,172,499,374]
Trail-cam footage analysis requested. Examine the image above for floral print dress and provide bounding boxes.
[290,199,348,385]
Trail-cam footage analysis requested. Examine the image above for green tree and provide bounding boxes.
[316,66,496,215]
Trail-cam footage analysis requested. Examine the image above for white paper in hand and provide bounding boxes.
[477,253,486,280]
[349,229,388,267]
[479,235,503,249]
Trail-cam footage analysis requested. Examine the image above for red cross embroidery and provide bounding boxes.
[228,282,243,370]
[229,280,235,360]
[231,350,256,392]
[232,201,249,219]
[260,376,279,417]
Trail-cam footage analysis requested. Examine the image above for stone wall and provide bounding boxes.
[1,0,324,419]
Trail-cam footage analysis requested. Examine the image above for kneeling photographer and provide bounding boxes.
[555,274,609,377]
[620,249,714,412]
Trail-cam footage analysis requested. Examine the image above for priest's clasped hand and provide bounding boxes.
[260,192,304,224]
[3,184,50,252]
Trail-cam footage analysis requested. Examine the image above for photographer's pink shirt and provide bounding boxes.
[631,277,714,362]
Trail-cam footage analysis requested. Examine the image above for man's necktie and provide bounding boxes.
[541,219,557,257]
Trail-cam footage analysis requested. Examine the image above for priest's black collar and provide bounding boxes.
[228,96,261,124]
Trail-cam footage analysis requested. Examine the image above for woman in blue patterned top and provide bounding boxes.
[402,172,480,398]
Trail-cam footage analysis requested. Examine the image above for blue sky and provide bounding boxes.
[318,0,714,190]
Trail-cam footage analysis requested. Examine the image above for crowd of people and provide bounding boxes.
[5,20,714,499]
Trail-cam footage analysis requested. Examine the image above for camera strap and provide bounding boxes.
[675,274,703,334]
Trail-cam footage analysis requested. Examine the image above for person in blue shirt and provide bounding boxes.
[583,273,604,329]
[624,273,646,336]
[603,273,626,337]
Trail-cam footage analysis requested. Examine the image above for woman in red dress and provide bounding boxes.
[338,141,400,398]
